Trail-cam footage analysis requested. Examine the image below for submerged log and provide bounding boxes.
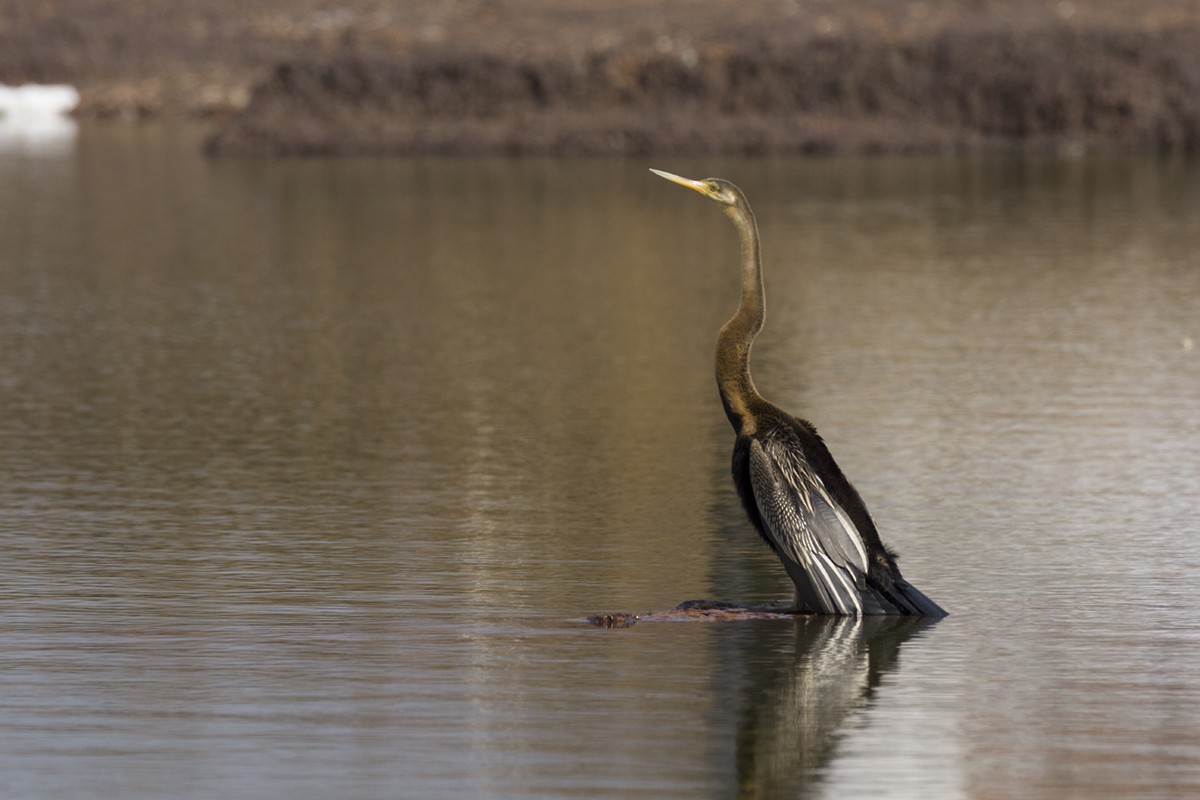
[586,600,801,628]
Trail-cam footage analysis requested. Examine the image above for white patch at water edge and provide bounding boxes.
[0,84,80,153]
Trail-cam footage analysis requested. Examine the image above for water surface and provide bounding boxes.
[1,126,1198,798]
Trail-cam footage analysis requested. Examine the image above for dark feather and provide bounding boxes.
[733,402,946,617]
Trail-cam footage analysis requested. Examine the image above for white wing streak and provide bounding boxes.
[748,437,870,615]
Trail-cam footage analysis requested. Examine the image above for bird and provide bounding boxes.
[651,169,946,617]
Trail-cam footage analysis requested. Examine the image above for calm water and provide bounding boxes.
[1,125,1198,799]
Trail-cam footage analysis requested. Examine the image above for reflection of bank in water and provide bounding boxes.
[731,616,937,799]
[0,84,80,153]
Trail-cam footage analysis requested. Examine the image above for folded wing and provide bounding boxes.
[748,436,878,615]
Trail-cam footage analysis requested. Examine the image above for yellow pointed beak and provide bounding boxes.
[650,168,710,196]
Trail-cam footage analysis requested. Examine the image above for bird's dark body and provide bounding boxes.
[727,398,945,615]
[728,399,896,589]
[652,168,946,617]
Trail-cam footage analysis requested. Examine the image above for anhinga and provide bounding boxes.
[652,169,946,617]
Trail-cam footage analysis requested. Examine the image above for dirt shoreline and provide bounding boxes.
[207,25,1200,156]
[3,1,1199,155]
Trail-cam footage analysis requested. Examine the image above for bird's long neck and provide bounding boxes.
[716,204,765,432]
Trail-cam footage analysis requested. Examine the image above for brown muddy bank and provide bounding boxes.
[3,1,1200,155]
[207,23,1200,156]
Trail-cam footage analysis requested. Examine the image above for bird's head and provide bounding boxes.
[650,169,748,213]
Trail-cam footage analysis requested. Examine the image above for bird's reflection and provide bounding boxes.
[727,615,935,799]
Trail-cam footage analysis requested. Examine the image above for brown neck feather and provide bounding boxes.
[716,201,765,432]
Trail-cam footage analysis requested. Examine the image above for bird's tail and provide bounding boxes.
[874,577,947,618]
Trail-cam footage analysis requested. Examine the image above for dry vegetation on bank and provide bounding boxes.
[3,0,1199,155]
